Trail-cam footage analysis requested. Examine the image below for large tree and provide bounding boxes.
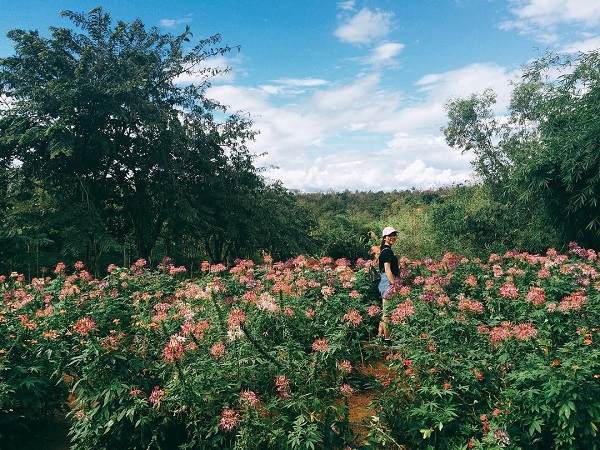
[0,7,262,268]
[442,49,600,249]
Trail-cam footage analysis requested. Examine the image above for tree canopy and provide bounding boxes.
[443,49,600,249]
[0,7,313,274]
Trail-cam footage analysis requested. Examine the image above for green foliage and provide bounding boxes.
[429,184,560,258]
[442,48,600,249]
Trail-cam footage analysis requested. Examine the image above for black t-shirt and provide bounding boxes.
[378,245,399,277]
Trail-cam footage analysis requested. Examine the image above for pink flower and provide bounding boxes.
[257,293,279,313]
[340,384,354,396]
[134,258,147,268]
[513,322,538,341]
[526,287,546,305]
[168,265,187,276]
[343,309,363,326]
[54,262,66,275]
[559,291,587,312]
[163,335,185,362]
[499,282,519,299]
[219,408,239,431]
[390,300,415,324]
[240,389,259,406]
[227,308,247,327]
[305,308,316,319]
[74,317,97,336]
[129,387,142,397]
[148,386,165,406]
[398,285,412,296]
[312,338,329,352]
[321,285,335,300]
[210,342,226,357]
[349,290,361,299]
[489,322,513,343]
[477,324,490,334]
[537,267,550,278]
[367,305,381,317]
[338,360,353,374]
[464,275,478,287]
[492,264,503,278]
[458,297,484,313]
[275,375,290,399]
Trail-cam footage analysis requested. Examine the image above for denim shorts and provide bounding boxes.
[378,272,392,299]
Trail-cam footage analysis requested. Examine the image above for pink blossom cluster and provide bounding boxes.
[525,287,546,305]
[464,275,478,287]
[163,335,185,362]
[343,309,363,326]
[367,304,381,317]
[209,342,226,357]
[227,308,247,328]
[239,389,259,406]
[458,296,484,313]
[219,408,239,431]
[483,321,538,343]
[312,338,329,352]
[275,375,290,399]
[499,282,519,299]
[340,383,354,396]
[390,300,415,324]
[74,317,97,336]
[148,386,165,406]
[558,290,587,312]
[338,359,353,374]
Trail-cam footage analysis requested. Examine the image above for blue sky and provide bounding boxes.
[2,0,600,192]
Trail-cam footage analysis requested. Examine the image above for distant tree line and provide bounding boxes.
[1,8,598,278]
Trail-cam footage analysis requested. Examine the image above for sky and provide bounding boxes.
[1,0,600,192]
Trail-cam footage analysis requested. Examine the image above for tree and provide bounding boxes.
[0,7,259,270]
[442,49,600,249]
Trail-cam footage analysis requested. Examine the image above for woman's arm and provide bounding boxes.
[384,261,394,284]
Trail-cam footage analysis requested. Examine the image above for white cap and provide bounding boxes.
[382,226,397,237]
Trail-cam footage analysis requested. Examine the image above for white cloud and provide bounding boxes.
[414,63,515,113]
[337,1,357,12]
[559,35,600,53]
[256,78,331,96]
[334,7,395,44]
[207,63,503,192]
[271,78,330,87]
[367,41,404,66]
[501,0,600,42]
[264,148,472,192]
[159,15,193,28]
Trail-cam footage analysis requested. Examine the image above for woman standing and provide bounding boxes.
[377,226,399,342]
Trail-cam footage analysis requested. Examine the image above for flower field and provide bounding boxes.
[1,244,599,449]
